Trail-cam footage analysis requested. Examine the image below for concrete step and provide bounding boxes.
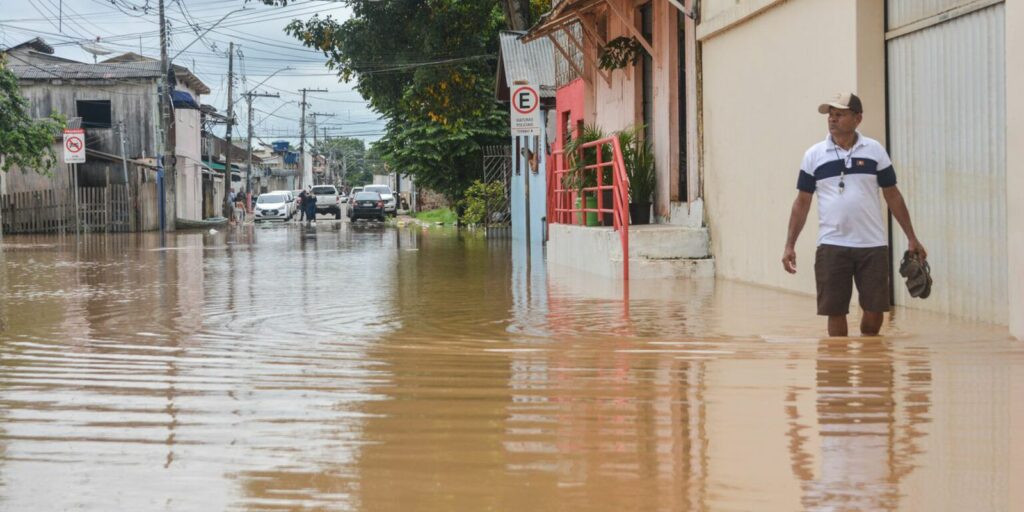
[547,223,714,280]
[622,224,710,260]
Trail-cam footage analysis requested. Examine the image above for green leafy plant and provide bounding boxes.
[413,207,458,225]
[562,123,611,193]
[616,125,655,204]
[598,36,646,71]
[1,59,65,173]
[458,180,506,225]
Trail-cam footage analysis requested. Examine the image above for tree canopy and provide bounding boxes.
[0,57,65,173]
[312,136,377,187]
[275,1,508,203]
[257,0,547,203]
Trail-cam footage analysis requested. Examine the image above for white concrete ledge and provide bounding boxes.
[548,223,715,280]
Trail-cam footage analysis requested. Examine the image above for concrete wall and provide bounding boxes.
[175,107,203,221]
[1008,1,1023,340]
[137,168,161,231]
[700,0,886,293]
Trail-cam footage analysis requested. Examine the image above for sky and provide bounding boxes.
[0,0,386,148]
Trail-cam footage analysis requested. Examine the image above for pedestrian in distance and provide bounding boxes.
[297,190,306,222]
[232,189,246,224]
[782,92,927,337]
[304,190,318,227]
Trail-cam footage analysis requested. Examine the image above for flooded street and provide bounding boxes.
[1,223,1022,511]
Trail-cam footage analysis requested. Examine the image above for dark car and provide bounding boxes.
[347,191,385,222]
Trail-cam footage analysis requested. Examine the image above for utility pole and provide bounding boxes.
[309,112,334,184]
[298,88,327,188]
[223,42,235,218]
[245,90,280,202]
[310,112,334,148]
[116,121,134,230]
[322,127,333,185]
[158,0,173,231]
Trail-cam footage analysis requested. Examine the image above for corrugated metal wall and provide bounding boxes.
[888,0,984,29]
[887,2,1006,322]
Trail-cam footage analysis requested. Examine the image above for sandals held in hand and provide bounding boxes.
[899,250,933,299]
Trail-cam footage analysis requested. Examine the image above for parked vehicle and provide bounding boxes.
[363,184,397,215]
[267,189,295,219]
[311,185,342,219]
[347,191,385,222]
[253,193,291,222]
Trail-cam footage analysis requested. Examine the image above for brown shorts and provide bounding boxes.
[814,244,890,316]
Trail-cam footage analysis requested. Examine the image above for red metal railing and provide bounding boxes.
[547,136,630,281]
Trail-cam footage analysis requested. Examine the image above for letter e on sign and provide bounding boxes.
[510,83,541,137]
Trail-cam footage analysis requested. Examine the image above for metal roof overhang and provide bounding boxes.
[524,0,695,43]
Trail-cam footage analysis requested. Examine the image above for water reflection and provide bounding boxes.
[0,226,1021,510]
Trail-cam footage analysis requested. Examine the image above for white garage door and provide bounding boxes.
[886,1,1006,323]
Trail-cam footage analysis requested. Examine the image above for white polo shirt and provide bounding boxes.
[797,132,897,248]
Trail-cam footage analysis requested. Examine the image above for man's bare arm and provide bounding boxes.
[783,191,813,274]
[881,186,927,260]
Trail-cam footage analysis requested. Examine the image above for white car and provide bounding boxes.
[363,184,397,215]
[311,185,342,219]
[254,193,291,222]
[267,189,295,219]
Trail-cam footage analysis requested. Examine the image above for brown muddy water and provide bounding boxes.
[0,223,1022,511]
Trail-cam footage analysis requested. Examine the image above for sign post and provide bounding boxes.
[63,128,86,164]
[510,82,541,137]
[63,127,86,161]
[63,129,85,233]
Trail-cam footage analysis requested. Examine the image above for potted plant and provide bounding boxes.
[598,36,647,72]
[563,124,610,226]
[617,125,655,224]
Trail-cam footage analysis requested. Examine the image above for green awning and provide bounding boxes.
[204,160,226,171]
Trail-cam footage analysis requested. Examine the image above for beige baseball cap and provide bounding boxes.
[818,92,863,114]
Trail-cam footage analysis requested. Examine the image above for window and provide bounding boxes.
[76,100,112,129]
[257,195,286,204]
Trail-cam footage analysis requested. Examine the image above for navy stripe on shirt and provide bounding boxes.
[812,158,879,181]
[878,165,897,187]
[797,171,816,193]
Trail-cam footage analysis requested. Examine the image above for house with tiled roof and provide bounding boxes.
[2,37,213,229]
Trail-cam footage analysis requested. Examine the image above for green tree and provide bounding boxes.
[313,136,372,186]
[270,0,509,204]
[0,57,65,173]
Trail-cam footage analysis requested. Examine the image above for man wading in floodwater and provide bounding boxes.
[782,92,927,337]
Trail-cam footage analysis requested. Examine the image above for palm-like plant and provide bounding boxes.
[616,125,655,205]
[562,123,611,193]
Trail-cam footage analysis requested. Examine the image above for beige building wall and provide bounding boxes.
[1008,1,1024,341]
[700,0,886,293]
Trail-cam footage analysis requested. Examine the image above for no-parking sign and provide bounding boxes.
[510,82,541,137]
[63,128,86,164]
